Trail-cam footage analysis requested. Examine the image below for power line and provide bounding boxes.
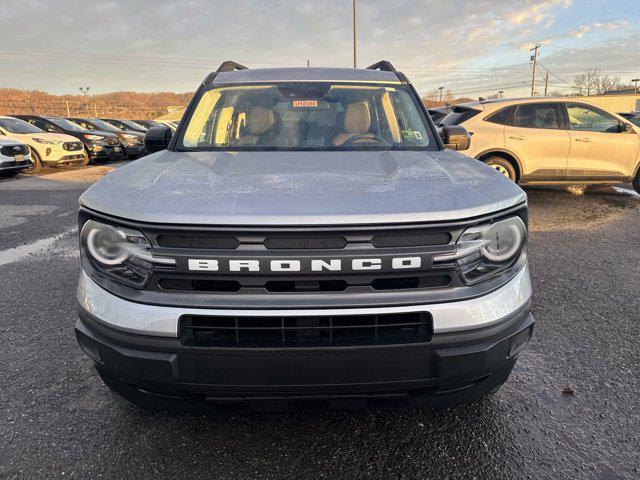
[537,62,576,89]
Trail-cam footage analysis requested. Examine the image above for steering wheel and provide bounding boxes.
[341,133,389,146]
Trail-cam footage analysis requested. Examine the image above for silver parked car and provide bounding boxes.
[75,61,534,411]
[0,138,31,177]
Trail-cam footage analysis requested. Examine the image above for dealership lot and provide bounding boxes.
[1,167,639,479]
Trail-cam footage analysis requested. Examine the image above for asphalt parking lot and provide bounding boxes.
[1,165,639,479]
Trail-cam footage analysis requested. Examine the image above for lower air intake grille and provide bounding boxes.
[180,312,432,348]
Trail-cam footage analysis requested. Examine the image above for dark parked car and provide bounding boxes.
[101,118,148,133]
[133,120,164,130]
[66,117,146,158]
[14,115,124,163]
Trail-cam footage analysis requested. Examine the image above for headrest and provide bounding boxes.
[344,102,371,134]
[247,107,275,135]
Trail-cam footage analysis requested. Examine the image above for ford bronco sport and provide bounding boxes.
[75,61,534,411]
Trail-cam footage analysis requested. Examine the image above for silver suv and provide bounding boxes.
[75,61,534,410]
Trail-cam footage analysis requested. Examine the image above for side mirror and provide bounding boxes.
[622,123,635,133]
[144,125,173,153]
[440,125,471,151]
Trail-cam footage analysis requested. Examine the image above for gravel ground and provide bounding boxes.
[0,168,638,479]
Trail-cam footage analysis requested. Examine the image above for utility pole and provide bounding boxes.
[65,100,70,117]
[530,44,540,98]
[498,90,504,99]
[307,59,310,67]
[633,78,640,94]
[544,72,549,97]
[438,86,444,102]
[352,0,357,68]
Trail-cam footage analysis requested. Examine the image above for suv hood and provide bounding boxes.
[11,132,80,143]
[81,149,526,226]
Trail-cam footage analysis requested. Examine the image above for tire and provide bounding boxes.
[79,153,90,167]
[633,169,640,195]
[484,156,517,182]
[23,149,42,174]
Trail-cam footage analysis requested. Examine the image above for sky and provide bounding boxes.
[0,0,638,98]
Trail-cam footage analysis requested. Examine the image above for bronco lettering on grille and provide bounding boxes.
[187,257,423,273]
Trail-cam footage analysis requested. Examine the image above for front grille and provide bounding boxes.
[63,142,83,151]
[1,144,29,156]
[179,312,433,348]
[151,230,452,250]
[105,137,119,146]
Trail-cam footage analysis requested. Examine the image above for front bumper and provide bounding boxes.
[76,267,534,410]
[87,144,125,161]
[0,158,32,172]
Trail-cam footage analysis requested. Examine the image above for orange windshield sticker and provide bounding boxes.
[292,100,318,108]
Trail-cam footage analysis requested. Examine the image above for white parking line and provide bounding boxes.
[613,186,640,198]
[0,229,76,266]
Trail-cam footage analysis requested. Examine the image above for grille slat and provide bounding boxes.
[180,312,432,348]
[158,275,451,293]
[371,232,451,248]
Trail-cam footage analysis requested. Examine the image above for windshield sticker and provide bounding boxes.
[292,100,318,108]
[401,130,423,140]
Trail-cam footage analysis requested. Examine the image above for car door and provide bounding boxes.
[503,102,570,181]
[563,102,640,181]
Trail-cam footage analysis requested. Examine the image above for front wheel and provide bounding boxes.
[484,156,517,182]
[23,150,42,174]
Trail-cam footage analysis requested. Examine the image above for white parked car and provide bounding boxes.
[438,98,640,193]
[0,116,88,173]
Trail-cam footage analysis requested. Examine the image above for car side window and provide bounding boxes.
[484,106,514,125]
[28,118,48,131]
[513,103,560,129]
[566,103,620,133]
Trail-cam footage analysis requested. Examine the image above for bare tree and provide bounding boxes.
[574,68,601,96]
[598,75,622,94]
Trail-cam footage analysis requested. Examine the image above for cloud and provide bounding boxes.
[0,0,636,100]
[507,0,572,25]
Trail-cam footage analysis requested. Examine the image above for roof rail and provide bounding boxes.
[217,60,248,73]
[366,60,408,83]
[366,60,397,73]
[204,61,249,84]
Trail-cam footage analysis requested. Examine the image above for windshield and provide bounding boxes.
[178,83,434,151]
[121,120,147,130]
[48,117,87,132]
[0,117,43,134]
[86,119,122,132]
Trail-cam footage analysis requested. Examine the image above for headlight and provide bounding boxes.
[80,220,175,288]
[32,137,60,145]
[83,134,104,141]
[120,133,138,140]
[434,216,527,285]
